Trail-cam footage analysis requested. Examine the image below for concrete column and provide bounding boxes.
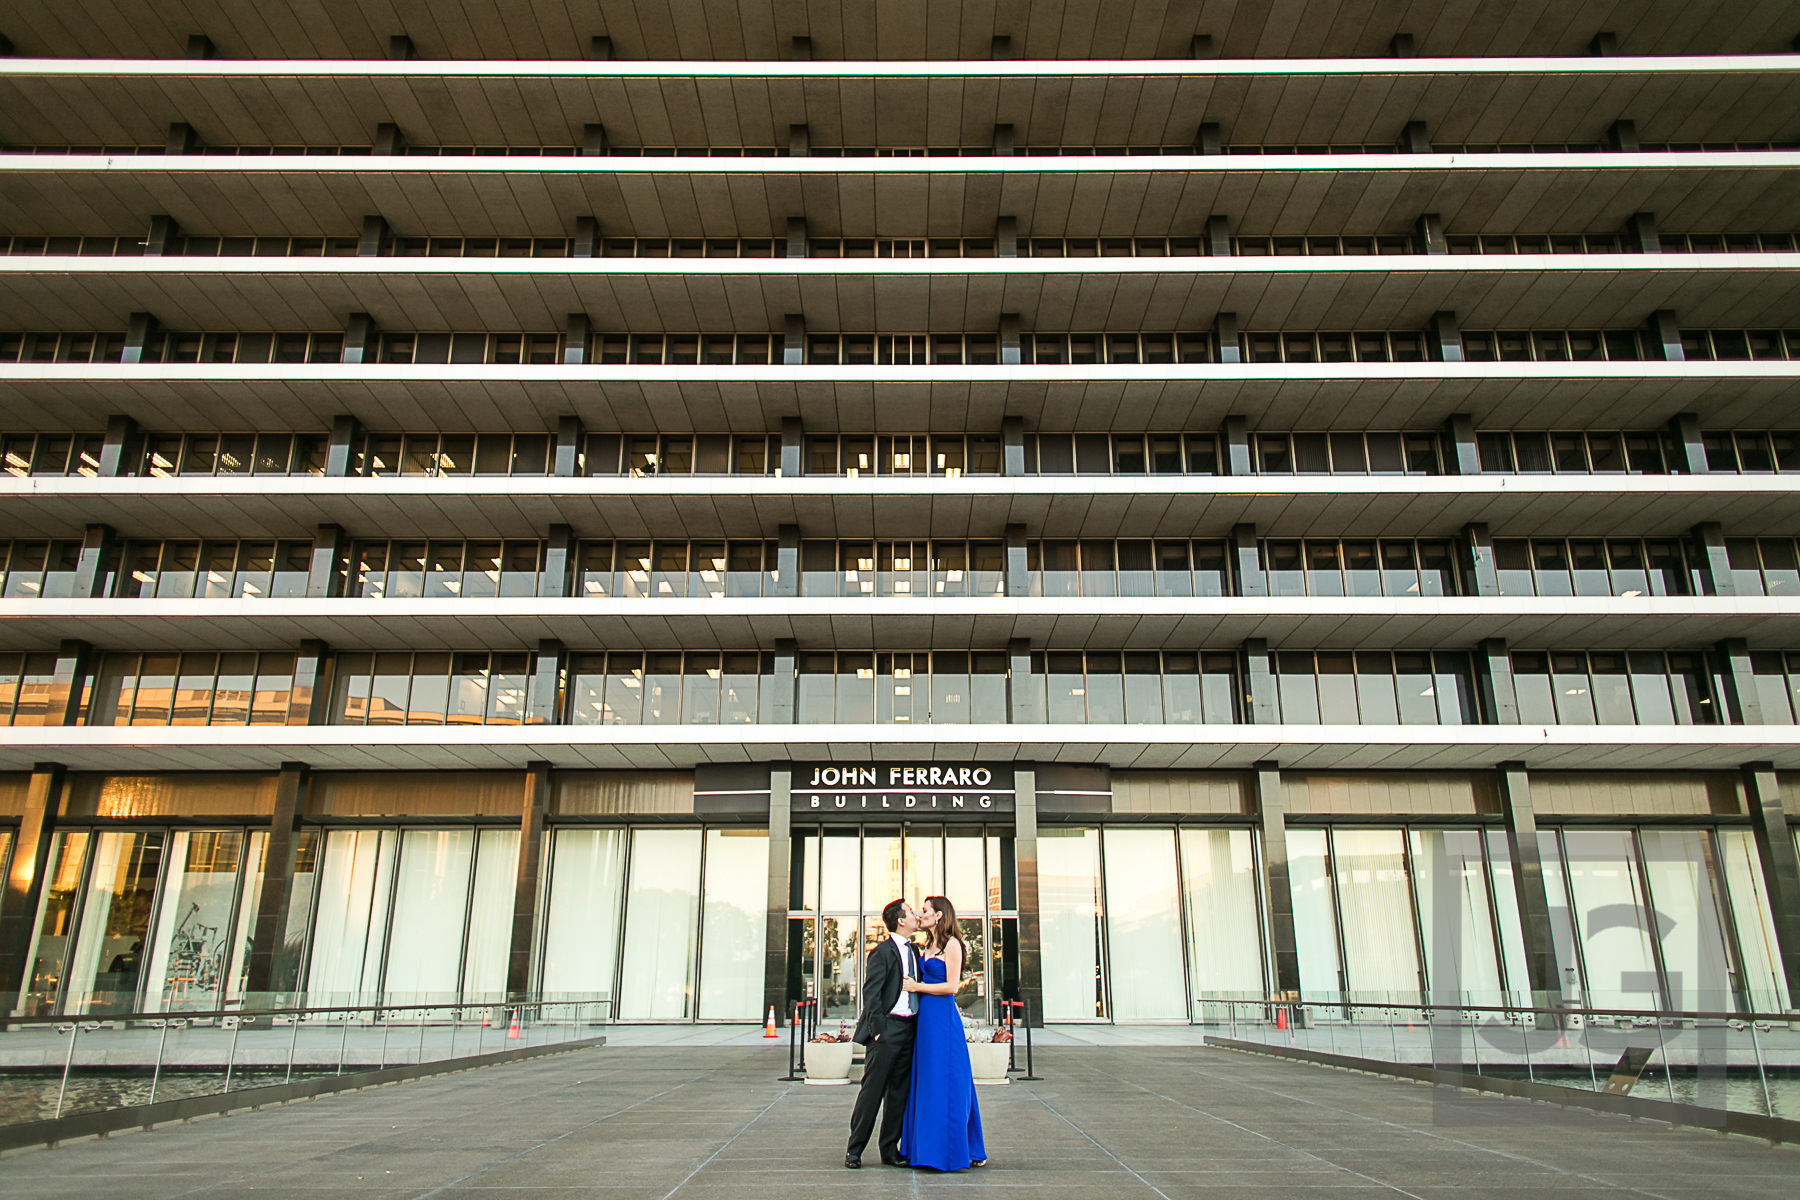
[1251,762,1300,995]
[325,416,361,477]
[98,415,141,477]
[357,215,391,258]
[506,763,551,999]
[1740,764,1800,1006]
[779,417,803,478]
[290,639,330,725]
[1242,638,1275,725]
[563,315,591,365]
[1649,310,1685,361]
[1204,214,1230,255]
[763,766,792,1024]
[1213,311,1240,362]
[1460,523,1498,597]
[1607,119,1639,152]
[1014,765,1042,1024]
[166,122,202,154]
[0,763,66,1000]
[1231,523,1263,597]
[306,526,344,599]
[374,122,406,155]
[992,123,1015,156]
[786,217,808,259]
[1693,522,1733,596]
[1442,412,1477,473]
[1007,638,1036,724]
[1220,415,1250,474]
[581,124,608,156]
[1496,763,1562,1007]
[1625,211,1661,253]
[788,124,809,157]
[1001,416,1025,475]
[770,640,797,723]
[529,639,564,724]
[554,417,584,476]
[572,217,599,259]
[1401,120,1430,154]
[145,215,180,257]
[542,524,574,597]
[341,312,379,364]
[1668,412,1704,470]
[996,216,1018,257]
[774,525,800,597]
[999,313,1021,365]
[242,762,306,998]
[1429,311,1463,363]
[122,312,159,363]
[1715,638,1761,724]
[1414,213,1447,255]
[1196,123,1222,155]
[783,314,805,364]
[72,524,115,598]
[1004,524,1029,597]
[1477,638,1519,724]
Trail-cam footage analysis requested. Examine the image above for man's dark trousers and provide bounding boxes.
[847,1014,915,1161]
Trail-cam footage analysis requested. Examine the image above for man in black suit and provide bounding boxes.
[844,897,921,1169]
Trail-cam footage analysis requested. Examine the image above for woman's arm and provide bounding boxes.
[902,940,964,995]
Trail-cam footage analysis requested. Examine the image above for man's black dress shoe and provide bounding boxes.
[844,1155,860,1169]
[881,1155,909,1167]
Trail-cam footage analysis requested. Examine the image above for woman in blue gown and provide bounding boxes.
[899,895,988,1172]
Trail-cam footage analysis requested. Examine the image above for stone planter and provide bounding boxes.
[967,1040,1012,1085]
[805,1040,854,1085]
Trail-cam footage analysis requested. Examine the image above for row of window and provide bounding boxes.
[13,326,1798,368]
[10,231,1794,260]
[16,645,1800,730]
[6,140,1795,158]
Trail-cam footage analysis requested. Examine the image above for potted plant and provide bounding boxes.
[805,1022,855,1085]
[966,1026,1013,1085]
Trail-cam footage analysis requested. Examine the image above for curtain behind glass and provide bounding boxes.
[1638,829,1736,1011]
[1102,828,1187,1020]
[619,828,702,1018]
[1038,827,1106,1019]
[1717,829,1789,1011]
[1560,829,1659,1009]
[1410,830,1503,1006]
[383,829,475,1003]
[142,829,244,1012]
[1285,828,1340,1005]
[698,829,768,1019]
[539,829,626,1001]
[462,829,520,1000]
[305,829,397,1005]
[65,831,166,1015]
[1332,829,1421,1002]
[1179,828,1265,1013]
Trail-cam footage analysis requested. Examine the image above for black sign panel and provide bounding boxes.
[790,763,1015,819]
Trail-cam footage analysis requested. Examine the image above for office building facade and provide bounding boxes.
[0,3,1799,1027]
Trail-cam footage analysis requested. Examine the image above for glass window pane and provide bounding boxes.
[1180,828,1265,1012]
[1409,830,1503,1006]
[1286,828,1340,1003]
[698,828,770,1019]
[461,828,519,999]
[1639,830,1736,1012]
[1332,829,1421,1002]
[1102,828,1187,1019]
[19,831,90,1013]
[63,831,166,1015]
[902,827,943,907]
[1561,830,1659,1009]
[142,830,244,1011]
[1718,829,1790,1012]
[1039,828,1106,1019]
[618,828,702,1019]
[305,830,397,1005]
[539,829,626,999]
[382,829,474,1002]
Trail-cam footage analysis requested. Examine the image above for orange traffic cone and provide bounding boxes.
[763,1006,779,1038]
[506,1009,522,1040]
[481,1010,490,1029]
[1276,1006,1288,1031]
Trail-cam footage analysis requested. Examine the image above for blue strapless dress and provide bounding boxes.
[899,957,987,1171]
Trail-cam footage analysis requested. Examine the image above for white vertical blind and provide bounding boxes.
[1332,828,1421,1001]
[1179,827,1265,1006]
[619,828,702,1019]
[305,829,396,1004]
[462,828,520,999]
[539,828,626,999]
[1038,827,1105,1020]
[382,829,474,1002]
[1102,828,1186,1020]
[697,828,768,1019]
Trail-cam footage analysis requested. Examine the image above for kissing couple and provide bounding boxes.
[843,895,988,1172]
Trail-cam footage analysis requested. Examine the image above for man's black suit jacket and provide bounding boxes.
[852,935,912,1046]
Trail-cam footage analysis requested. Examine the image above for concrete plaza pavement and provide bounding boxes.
[0,1040,1793,1199]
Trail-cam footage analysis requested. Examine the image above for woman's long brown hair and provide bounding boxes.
[922,895,967,960]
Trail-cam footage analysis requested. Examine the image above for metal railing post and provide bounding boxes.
[336,1009,350,1075]
[1018,998,1041,1081]
[1748,1021,1774,1117]
[285,1014,301,1084]
[780,999,802,1081]
[223,1016,244,1093]
[379,1011,391,1069]
[54,1023,78,1119]
[417,1007,428,1064]
[1654,1018,1676,1103]
[150,1020,170,1103]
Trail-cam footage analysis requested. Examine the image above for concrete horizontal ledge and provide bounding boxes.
[0,1035,605,1155]
[1204,1036,1800,1147]
[5,361,1795,385]
[2,151,1794,176]
[6,253,1796,279]
[3,54,1793,80]
[2,722,1800,774]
